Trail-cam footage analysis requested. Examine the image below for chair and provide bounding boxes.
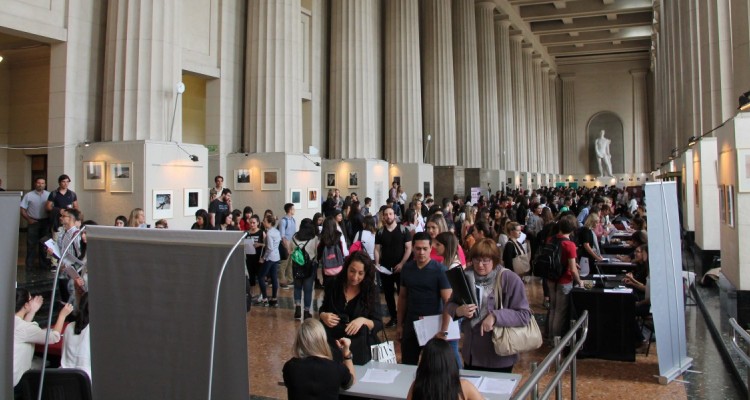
[18,368,92,400]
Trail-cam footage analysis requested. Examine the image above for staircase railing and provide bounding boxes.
[729,318,750,400]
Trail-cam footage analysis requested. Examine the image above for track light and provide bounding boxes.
[688,136,697,147]
[189,155,199,162]
[739,91,750,111]
[83,141,90,147]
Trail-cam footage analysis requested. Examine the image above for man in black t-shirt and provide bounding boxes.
[208,188,232,228]
[45,174,78,233]
[374,206,412,328]
[397,232,452,365]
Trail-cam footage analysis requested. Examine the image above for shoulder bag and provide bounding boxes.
[511,240,532,276]
[370,327,397,364]
[491,269,543,356]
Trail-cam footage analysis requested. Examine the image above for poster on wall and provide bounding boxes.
[153,190,174,219]
[83,161,106,190]
[308,188,319,209]
[719,185,726,223]
[727,185,735,227]
[184,189,202,216]
[694,181,700,206]
[109,162,133,193]
[738,150,750,192]
[470,187,481,205]
[325,172,336,188]
[234,169,252,191]
[261,169,280,191]
[348,172,359,188]
[291,188,302,209]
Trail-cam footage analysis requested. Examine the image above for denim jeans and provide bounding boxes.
[294,266,317,310]
[258,260,279,299]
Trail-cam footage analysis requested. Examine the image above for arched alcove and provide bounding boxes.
[587,111,624,175]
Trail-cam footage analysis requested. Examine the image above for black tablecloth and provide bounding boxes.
[600,243,634,255]
[571,288,636,362]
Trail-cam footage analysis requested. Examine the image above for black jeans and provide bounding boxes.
[26,219,49,268]
[400,321,421,365]
[379,270,400,320]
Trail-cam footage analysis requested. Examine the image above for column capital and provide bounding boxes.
[629,68,648,77]
[560,73,575,81]
[542,64,550,73]
[548,69,558,77]
[522,43,534,54]
[532,53,543,64]
[475,1,496,11]
[510,30,524,42]
[494,14,512,28]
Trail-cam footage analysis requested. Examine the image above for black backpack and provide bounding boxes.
[291,239,314,279]
[533,237,570,281]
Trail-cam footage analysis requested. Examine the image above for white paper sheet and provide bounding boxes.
[592,274,617,278]
[45,239,61,259]
[604,288,633,294]
[413,315,460,346]
[376,265,393,275]
[460,375,484,388]
[243,237,257,255]
[360,368,401,384]
[477,377,517,394]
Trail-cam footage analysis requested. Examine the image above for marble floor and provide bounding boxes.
[16,236,744,399]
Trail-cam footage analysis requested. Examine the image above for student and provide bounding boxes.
[407,338,482,400]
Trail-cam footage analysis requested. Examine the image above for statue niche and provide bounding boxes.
[587,112,624,176]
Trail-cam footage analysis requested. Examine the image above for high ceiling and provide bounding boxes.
[506,0,654,64]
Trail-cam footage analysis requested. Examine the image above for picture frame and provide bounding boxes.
[234,169,252,191]
[719,185,726,224]
[83,161,105,190]
[109,162,133,193]
[291,188,303,209]
[727,185,735,228]
[261,169,280,191]
[184,188,202,216]
[739,150,750,193]
[348,171,359,188]
[153,190,174,220]
[307,188,319,209]
[325,172,336,188]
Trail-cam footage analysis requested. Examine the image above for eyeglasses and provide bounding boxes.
[473,258,493,265]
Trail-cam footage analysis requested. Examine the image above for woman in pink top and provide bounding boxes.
[426,214,466,265]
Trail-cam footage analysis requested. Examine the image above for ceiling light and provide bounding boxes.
[0,56,4,63]
[688,136,698,147]
[739,91,750,111]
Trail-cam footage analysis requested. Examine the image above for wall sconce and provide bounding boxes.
[688,136,698,147]
[738,91,750,111]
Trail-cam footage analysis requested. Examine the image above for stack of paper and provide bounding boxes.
[360,368,401,384]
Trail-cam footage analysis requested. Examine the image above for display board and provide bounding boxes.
[1,192,21,398]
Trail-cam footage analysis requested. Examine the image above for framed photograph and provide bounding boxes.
[184,189,202,216]
[325,172,336,188]
[109,162,133,193]
[739,150,750,192]
[719,185,726,223]
[694,181,700,206]
[308,188,319,209]
[348,171,359,188]
[153,190,174,219]
[234,169,252,191]
[728,185,735,227]
[291,188,303,209]
[261,169,280,191]
[83,161,105,190]
[393,176,401,186]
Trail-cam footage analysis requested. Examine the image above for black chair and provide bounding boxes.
[18,368,92,400]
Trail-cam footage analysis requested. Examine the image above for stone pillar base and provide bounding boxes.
[321,159,390,211]
[389,162,434,200]
[226,152,322,222]
[434,166,466,200]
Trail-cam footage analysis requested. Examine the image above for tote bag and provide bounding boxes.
[492,270,543,356]
[511,240,531,276]
[370,329,397,364]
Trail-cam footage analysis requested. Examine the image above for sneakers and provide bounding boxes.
[294,306,302,319]
[280,283,291,290]
[385,319,397,328]
[253,297,268,307]
[543,298,550,309]
[303,310,313,320]
[269,299,279,307]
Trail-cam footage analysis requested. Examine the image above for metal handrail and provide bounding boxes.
[512,310,589,400]
[729,318,750,367]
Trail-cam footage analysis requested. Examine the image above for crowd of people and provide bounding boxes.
[16,173,648,398]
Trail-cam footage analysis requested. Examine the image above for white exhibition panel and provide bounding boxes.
[1,193,22,398]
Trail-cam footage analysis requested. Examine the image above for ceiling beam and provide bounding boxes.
[530,11,652,34]
[491,1,557,70]
[520,0,652,22]
[539,26,652,45]
[547,39,651,56]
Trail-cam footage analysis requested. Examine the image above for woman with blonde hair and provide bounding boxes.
[127,208,146,228]
[579,213,604,268]
[283,319,356,398]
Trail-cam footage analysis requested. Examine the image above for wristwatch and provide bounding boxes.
[442,331,449,338]
[343,352,353,360]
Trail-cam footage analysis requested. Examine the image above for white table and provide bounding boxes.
[342,361,522,400]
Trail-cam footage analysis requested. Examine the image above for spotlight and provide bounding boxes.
[189,155,199,162]
[739,91,750,111]
[688,136,698,147]
[84,141,90,147]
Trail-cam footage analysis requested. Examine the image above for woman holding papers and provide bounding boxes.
[407,338,482,400]
[444,239,532,373]
[283,319,355,398]
[319,251,383,365]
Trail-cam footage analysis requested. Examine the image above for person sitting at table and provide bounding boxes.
[443,238,532,373]
[61,292,91,381]
[578,213,604,267]
[616,230,648,262]
[13,289,74,389]
[407,338,483,400]
[319,251,383,365]
[622,244,651,350]
[283,319,355,399]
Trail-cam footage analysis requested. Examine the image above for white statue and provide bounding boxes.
[595,130,614,177]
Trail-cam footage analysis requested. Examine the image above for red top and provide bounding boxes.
[555,234,579,284]
[430,245,467,267]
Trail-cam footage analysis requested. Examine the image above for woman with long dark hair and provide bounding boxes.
[61,292,91,380]
[317,216,349,287]
[407,338,482,400]
[319,251,382,364]
[191,209,213,230]
[245,215,265,306]
[292,218,319,320]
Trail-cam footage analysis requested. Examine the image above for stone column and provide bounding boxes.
[510,34,527,172]
[494,16,514,171]
[329,0,380,159]
[631,69,650,173]
[245,0,302,153]
[451,0,482,168]
[533,58,545,174]
[474,1,500,171]
[523,46,536,173]
[716,0,734,122]
[560,73,577,174]
[541,64,551,174]
[385,0,423,164]
[548,70,559,174]
[102,0,182,142]
[420,0,457,166]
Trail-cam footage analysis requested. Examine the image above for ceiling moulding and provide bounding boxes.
[519,0,652,23]
[492,0,556,70]
[555,52,650,66]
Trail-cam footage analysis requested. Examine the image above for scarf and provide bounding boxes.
[468,268,500,328]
